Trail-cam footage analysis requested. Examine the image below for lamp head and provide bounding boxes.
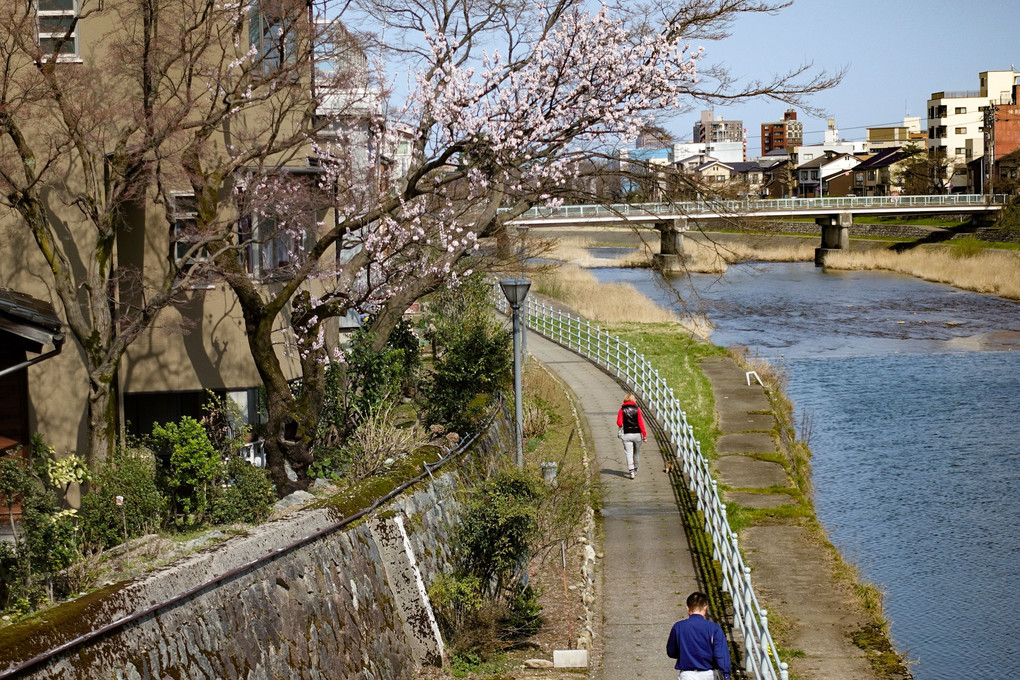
[499,278,531,307]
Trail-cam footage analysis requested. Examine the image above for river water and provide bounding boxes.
[590,260,1020,680]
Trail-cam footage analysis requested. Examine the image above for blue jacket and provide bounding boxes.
[666,614,732,679]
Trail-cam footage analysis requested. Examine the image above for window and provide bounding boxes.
[37,0,79,59]
[242,208,314,277]
[249,2,300,73]
[170,193,209,268]
[955,127,967,134]
[955,106,967,114]
[955,147,966,155]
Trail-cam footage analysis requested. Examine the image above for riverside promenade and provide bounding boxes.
[528,331,701,680]
[528,331,885,680]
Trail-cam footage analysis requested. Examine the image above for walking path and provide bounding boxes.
[529,333,888,680]
[528,332,699,680]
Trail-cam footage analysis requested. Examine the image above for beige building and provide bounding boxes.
[0,0,363,459]
[927,69,1020,190]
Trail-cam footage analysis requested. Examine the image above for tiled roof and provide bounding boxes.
[0,289,62,332]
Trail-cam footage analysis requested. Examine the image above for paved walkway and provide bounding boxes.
[530,334,885,680]
[528,332,699,680]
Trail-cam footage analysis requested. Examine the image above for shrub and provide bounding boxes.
[429,573,505,660]
[0,456,32,540]
[209,456,275,525]
[522,401,550,439]
[307,444,355,481]
[419,274,512,433]
[458,468,543,598]
[346,405,427,480]
[949,235,984,258]
[21,507,81,602]
[422,321,512,433]
[502,582,542,640]
[428,572,485,640]
[151,416,221,525]
[202,391,250,458]
[79,447,166,549]
[317,327,414,446]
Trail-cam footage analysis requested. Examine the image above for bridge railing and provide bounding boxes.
[496,293,788,680]
[513,194,1008,221]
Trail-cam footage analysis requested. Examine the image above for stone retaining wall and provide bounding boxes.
[0,411,515,680]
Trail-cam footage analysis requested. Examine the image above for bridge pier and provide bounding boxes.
[653,218,689,272]
[814,212,852,266]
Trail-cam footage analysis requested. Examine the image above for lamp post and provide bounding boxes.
[517,226,529,356]
[500,278,531,467]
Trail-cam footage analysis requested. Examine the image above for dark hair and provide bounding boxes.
[686,591,709,610]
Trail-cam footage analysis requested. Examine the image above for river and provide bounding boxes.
[590,260,1020,680]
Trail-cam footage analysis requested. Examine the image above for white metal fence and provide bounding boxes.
[498,295,789,680]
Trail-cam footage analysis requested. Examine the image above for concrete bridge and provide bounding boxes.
[510,194,1009,267]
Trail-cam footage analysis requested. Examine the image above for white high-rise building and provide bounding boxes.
[927,69,1020,190]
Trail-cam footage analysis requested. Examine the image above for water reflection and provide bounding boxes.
[590,262,1020,680]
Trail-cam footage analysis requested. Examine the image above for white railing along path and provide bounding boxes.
[497,294,789,680]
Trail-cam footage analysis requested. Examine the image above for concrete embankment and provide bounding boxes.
[700,355,909,680]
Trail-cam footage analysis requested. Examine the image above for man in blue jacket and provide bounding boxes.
[666,591,732,680]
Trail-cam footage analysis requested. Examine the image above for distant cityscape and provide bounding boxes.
[619,68,1020,199]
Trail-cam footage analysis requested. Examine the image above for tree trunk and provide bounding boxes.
[83,368,119,467]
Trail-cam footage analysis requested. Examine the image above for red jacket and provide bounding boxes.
[617,400,646,437]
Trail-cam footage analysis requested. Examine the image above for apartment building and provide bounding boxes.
[693,110,746,161]
[761,109,803,157]
[0,0,366,459]
[927,69,1020,190]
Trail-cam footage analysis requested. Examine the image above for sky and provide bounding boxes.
[672,0,1020,154]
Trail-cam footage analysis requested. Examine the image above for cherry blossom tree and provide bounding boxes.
[213,0,841,493]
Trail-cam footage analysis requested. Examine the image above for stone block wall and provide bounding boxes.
[0,410,514,680]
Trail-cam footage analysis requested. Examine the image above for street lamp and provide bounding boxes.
[500,278,531,467]
[516,225,529,355]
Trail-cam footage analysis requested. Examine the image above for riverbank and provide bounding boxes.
[534,223,1020,300]
[605,324,911,680]
[529,261,913,678]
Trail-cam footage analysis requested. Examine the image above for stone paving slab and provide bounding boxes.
[528,333,697,680]
[714,456,791,489]
[716,432,777,456]
[724,491,795,510]
[718,412,776,433]
[713,390,772,415]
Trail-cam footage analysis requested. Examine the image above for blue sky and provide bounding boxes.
[671,0,1020,153]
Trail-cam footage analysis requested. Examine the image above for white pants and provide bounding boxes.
[679,671,716,680]
[621,432,642,471]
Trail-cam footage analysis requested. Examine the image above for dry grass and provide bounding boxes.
[546,236,658,268]
[823,246,1020,300]
[547,234,816,275]
[682,239,816,273]
[531,264,711,336]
